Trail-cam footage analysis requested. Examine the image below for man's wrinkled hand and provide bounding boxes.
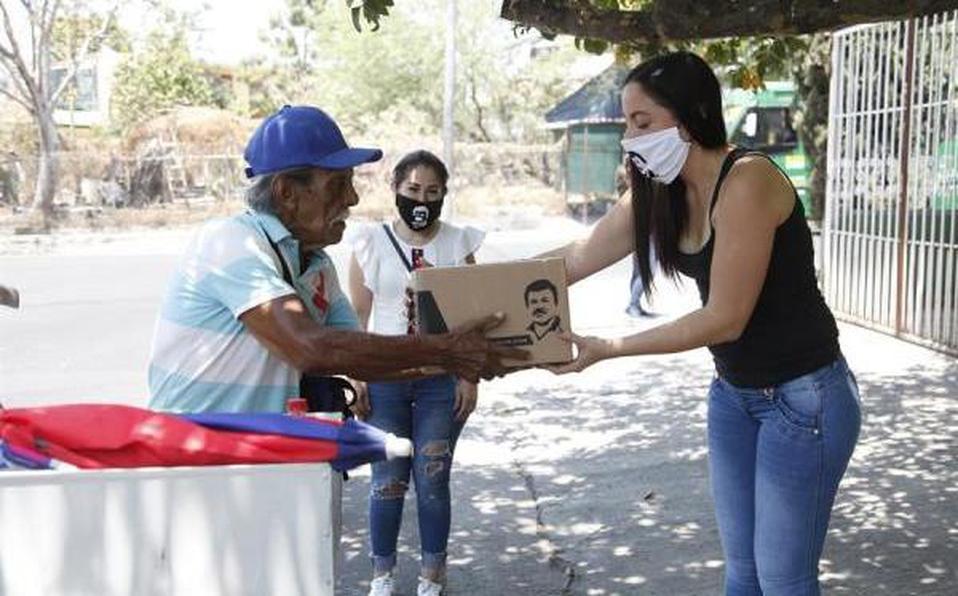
[454,379,478,422]
[348,378,370,420]
[445,312,530,383]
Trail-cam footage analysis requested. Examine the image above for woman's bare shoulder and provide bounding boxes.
[718,154,794,224]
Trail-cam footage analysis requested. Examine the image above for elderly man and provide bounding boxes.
[148,105,518,413]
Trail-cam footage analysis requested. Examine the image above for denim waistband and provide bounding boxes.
[715,355,848,396]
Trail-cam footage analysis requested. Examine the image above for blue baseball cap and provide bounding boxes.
[243,105,383,178]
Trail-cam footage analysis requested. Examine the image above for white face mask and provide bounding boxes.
[621,127,691,184]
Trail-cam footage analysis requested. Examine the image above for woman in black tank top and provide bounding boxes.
[541,52,860,595]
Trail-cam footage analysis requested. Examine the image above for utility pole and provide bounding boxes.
[443,0,457,218]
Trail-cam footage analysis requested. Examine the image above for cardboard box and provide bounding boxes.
[413,258,573,366]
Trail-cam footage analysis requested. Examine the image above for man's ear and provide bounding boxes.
[271,175,297,216]
[678,124,693,143]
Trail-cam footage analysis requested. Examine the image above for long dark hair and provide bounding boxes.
[391,149,449,194]
[625,51,727,295]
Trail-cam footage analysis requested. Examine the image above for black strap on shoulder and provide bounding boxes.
[740,149,801,197]
[708,148,750,217]
[255,220,296,285]
[710,148,798,218]
[382,223,414,273]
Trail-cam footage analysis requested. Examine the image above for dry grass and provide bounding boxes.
[0,181,567,236]
[0,199,240,235]
[124,107,254,153]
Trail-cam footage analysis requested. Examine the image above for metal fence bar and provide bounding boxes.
[824,32,840,308]
[917,15,932,338]
[825,30,840,311]
[913,16,931,337]
[854,25,868,321]
[834,31,849,315]
[828,11,958,354]
[892,19,908,333]
[941,11,956,345]
[882,22,899,330]
[928,14,948,342]
[830,31,842,311]
[857,26,869,321]
[863,24,879,324]
[944,14,958,345]
[916,14,935,338]
[844,33,863,316]
[897,18,917,337]
[939,11,957,344]
[904,16,918,337]
[924,14,941,339]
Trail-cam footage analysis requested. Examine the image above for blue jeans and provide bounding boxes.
[708,357,861,596]
[366,374,463,577]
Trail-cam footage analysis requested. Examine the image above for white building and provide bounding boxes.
[50,48,122,128]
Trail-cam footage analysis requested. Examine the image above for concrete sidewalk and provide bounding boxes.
[338,318,958,595]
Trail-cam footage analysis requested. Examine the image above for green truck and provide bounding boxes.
[725,82,958,219]
[725,81,813,213]
[548,73,815,218]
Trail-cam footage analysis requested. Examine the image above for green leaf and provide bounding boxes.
[350,5,363,32]
[581,38,609,54]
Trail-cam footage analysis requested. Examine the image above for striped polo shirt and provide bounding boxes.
[147,210,359,414]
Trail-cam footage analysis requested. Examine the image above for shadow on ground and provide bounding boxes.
[338,350,956,595]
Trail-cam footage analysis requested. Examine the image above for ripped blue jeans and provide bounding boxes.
[366,374,463,577]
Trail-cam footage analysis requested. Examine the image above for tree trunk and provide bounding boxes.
[32,107,60,225]
[467,76,492,142]
[792,34,832,222]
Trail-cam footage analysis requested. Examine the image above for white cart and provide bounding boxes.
[0,463,342,596]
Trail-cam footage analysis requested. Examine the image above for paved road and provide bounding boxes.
[1,220,955,595]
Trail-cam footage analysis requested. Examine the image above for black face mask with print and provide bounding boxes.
[396,194,443,231]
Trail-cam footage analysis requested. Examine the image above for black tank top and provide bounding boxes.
[675,148,839,388]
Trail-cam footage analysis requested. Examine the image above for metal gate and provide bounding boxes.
[824,11,958,353]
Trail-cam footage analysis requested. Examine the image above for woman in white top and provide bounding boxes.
[349,150,484,596]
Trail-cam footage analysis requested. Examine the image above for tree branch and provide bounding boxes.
[0,40,14,60]
[0,1,41,106]
[30,0,40,83]
[467,72,492,142]
[41,0,61,63]
[0,83,34,113]
[0,56,34,106]
[50,0,119,106]
[500,0,958,44]
[40,0,61,102]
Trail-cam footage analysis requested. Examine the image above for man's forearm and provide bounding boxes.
[297,329,450,380]
[360,365,447,382]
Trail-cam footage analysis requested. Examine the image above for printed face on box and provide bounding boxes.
[524,279,562,341]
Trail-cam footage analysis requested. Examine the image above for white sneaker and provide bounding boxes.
[417,576,444,596]
[368,573,395,596]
